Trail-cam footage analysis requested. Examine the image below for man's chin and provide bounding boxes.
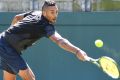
[50,20,56,24]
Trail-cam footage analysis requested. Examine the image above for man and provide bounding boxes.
[0,0,90,80]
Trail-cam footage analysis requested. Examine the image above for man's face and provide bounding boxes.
[43,6,58,24]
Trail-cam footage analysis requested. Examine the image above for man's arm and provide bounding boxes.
[11,11,33,26]
[11,14,24,26]
[49,32,89,61]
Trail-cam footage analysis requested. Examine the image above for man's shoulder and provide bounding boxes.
[32,11,42,16]
[22,11,42,22]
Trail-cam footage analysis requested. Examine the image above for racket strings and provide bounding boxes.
[100,58,119,79]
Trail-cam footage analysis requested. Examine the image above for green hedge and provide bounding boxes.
[93,0,120,11]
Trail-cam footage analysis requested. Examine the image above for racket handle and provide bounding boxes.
[85,56,97,62]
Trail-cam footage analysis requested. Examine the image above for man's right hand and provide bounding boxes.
[76,50,89,61]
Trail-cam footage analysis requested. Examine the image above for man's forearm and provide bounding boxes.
[11,15,24,26]
[49,32,88,61]
[57,38,80,54]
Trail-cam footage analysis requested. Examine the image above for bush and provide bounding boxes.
[93,0,120,11]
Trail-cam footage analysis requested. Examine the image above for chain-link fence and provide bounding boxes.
[0,0,75,12]
[0,0,120,12]
[0,0,31,12]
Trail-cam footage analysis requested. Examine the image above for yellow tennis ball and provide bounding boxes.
[95,39,103,48]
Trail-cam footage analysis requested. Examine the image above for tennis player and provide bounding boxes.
[0,0,90,80]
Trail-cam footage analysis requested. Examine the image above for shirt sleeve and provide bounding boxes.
[45,24,55,38]
[19,11,33,17]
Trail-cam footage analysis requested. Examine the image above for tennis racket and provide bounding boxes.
[85,56,120,79]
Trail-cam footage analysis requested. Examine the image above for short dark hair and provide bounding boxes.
[42,0,56,11]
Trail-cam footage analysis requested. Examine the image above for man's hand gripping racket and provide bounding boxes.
[85,56,120,79]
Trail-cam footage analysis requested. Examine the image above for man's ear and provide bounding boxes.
[42,11,46,16]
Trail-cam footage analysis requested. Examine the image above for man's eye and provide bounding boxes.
[51,12,54,14]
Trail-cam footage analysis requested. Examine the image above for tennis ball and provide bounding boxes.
[95,39,103,48]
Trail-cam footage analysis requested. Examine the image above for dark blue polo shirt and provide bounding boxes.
[2,11,55,53]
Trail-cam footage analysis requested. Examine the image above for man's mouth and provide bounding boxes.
[53,19,56,21]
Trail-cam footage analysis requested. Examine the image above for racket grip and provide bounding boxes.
[84,56,92,61]
[84,56,96,62]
